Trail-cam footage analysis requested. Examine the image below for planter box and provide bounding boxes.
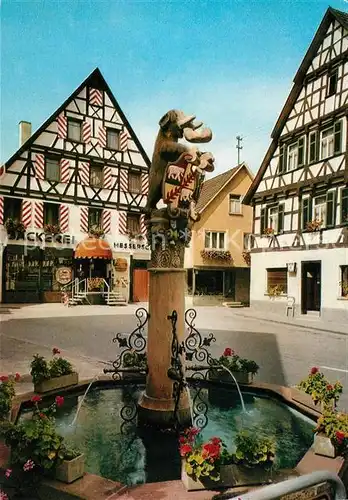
[55,454,85,483]
[209,369,253,385]
[181,462,235,491]
[34,372,78,394]
[313,433,336,458]
[228,464,272,486]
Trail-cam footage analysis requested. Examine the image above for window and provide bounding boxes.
[4,198,22,222]
[326,191,336,227]
[267,268,287,294]
[128,172,142,193]
[260,207,267,234]
[67,119,82,142]
[243,233,254,250]
[309,131,318,163]
[341,266,348,297]
[88,208,102,229]
[106,129,119,150]
[320,121,342,159]
[44,203,59,225]
[287,143,298,171]
[313,195,327,226]
[341,188,348,224]
[45,158,60,182]
[287,137,305,171]
[327,68,338,97]
[127,214,140,234]
[229,194,242,214]
[302,198,312,229]
[267,204,284,234]
[204,231,225,250]
[90,165,103,188]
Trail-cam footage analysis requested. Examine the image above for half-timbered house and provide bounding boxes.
[243,7,348,321]
[0,68,150,304]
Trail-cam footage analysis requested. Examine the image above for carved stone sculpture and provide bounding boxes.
[145,110,215,268]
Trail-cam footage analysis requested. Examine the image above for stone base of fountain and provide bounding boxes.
[137,393,191,428]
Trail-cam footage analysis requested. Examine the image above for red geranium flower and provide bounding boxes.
[52,347,60,355]
[336,431,345,443]
[180,444,193,457]
[31,395,42,403]
[0,376,9,382]
[202,442,221,459]
[223,348,233,357]
[211,437,222,445]
[310,367,319,375]
[179,436,187,444]
[55,396,64,407]
[14,373,21,382]
[326,384,333,391]
[39,413,47,419]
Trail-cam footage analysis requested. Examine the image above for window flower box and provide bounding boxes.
[262,228,274,237]
[227,463,272,487]
[200,250,232,262]
[34,372,79,394]
[181,461,235,491]
[306,219,323,232]
[55,453,85,483]
[43,224,60,235]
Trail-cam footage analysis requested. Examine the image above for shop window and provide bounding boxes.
[45,158,60,182]
[44,203,59,226]
[4,197,22,222]
[229,194,242,214]
[341,188,348,225]
[341,266,348,297]
[128,172,142,194]
[88,208,102,229]
[106,129,120,150]
[267,268,287,295]
[67,119,82,142]
[90,165,103,188]
[204,231,225,250]
[327,68,338,97]
[127,214,140,234]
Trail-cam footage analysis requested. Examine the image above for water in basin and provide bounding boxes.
[20,384,315,485]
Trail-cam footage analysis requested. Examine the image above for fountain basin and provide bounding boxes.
[17,378,317,488]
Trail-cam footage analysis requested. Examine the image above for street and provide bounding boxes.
[0,304,347,410]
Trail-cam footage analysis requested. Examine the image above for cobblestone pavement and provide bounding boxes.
[0,303,347,410]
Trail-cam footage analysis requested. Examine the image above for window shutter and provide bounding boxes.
[80,207,88,233]
[102,210,111,234]
[302,198,312,229]
[34,154,45,180]
[315,130,320,162]
[141,173,149,195]
[326,191,336,227]
[0,196,3,225]
[34,201,44,229]
[279,145,286,174]
[309,133,316,163]
[334,121,342,154]
[59,205,69,233]
[119,212,127,235]
[82,120,91,144]
[298,137,305,166]
[21,200,32,228]
[341,188,348,224]
[103,166,112,189]
[260,207,267,234]
[80,162,90,186]
[278,204,285,233]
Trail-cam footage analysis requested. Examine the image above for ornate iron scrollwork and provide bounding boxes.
[104,307,149,380]
[185,308,216,371]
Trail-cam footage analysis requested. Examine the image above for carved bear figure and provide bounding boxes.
[145,109,212,212]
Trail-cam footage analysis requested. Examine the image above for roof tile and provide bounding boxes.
[196,166,240,212]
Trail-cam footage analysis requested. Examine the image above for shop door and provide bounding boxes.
[132,269,149,302]
[301,262,321,314]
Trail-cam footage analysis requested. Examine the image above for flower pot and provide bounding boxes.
[313,433,336,458]
[55,454,85,483]
[181,461,235,491]
[209,370,253,385]
[229,464,272,486]
[34,372,78,394]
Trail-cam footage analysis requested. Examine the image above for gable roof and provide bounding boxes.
[4,68,151,169]
[196,162,251,213]
[243,7,348,205]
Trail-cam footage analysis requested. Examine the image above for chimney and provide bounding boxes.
[19,121,32,146]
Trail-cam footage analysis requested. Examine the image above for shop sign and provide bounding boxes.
[114,242,150,251]
[114,258,128,272]
[26,232,75,244]
[56,267,72,285]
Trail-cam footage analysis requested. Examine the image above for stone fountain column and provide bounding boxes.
[137,208,190,427]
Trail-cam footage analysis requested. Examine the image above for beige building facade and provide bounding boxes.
[185,163,253,305]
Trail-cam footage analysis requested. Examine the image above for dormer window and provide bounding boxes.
[327,68,338,97]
